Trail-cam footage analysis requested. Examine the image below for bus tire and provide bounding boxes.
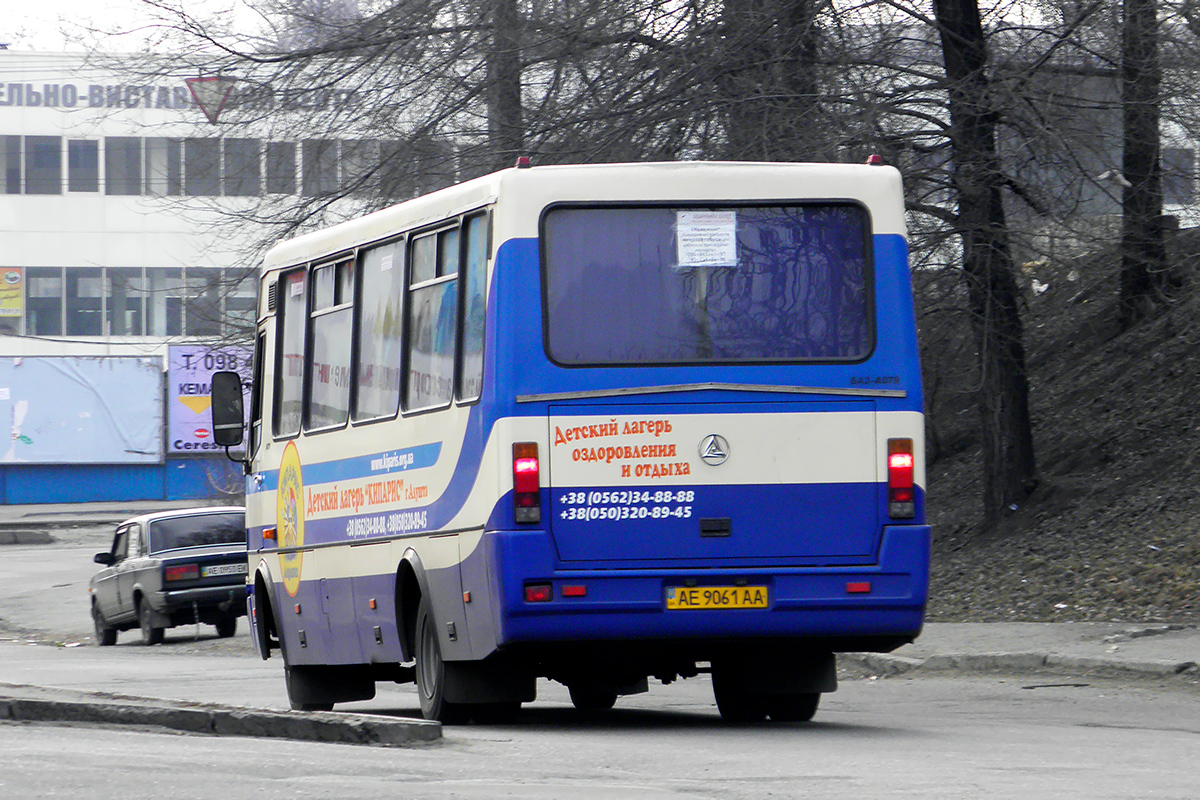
[414,597,471,724]
[711,661,767,723]
[568,685,618,712]
[766,692,820,722]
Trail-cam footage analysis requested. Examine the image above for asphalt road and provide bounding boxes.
[3,532,1200,798]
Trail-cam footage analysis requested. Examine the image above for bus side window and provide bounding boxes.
[405,226,458,412]
[353,239,405,420]
[248,330,265,457]
[458,212,487,402]
[307,258,354,430]
[273,268,307,437]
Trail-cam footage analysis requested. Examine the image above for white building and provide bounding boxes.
[0,50,364,502]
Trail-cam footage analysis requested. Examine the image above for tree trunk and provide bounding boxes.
[1119,0,1171,329]
[720,0,825,161]
[487,0,524,170]
[933,0,1037,521]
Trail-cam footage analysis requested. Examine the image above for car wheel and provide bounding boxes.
[414,597,471,724]
[214,616,237,638]
[92,602,117,646]
[138,599,164,645]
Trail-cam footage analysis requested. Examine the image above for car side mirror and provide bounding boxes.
[94,552,115,566]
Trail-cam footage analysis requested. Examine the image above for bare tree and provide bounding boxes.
[1119,0,1175,328]
[931,0,1037,520]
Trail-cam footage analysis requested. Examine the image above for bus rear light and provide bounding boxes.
[513,442,541,523]
[165,564,199,582]
[562,585,587,598]
[524,583,552,603]
[846,581,872,594]
[887,438,915,519]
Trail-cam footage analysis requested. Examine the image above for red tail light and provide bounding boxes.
[165,563,200,582]
[513,442,541,523]
[887,438,915,519]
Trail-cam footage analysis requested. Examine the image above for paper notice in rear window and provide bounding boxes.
[676,210,737,267]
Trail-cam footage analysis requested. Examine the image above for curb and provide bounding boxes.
[840,652,1200,679]
[0,530,55,545]
[0,686,441,746]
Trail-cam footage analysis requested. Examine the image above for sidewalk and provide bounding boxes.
[0,499,229,544]
[844,621,1200,681]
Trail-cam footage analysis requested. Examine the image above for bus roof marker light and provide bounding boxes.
[513,442,541,523]
[867,154,885,165]
[515,156,531,168]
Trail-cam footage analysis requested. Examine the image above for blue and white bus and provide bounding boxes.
[212,160,929,723]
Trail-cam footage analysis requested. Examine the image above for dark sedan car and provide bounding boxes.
[89,507,248,645]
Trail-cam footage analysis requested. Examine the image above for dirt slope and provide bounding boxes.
[923,233,1200,622]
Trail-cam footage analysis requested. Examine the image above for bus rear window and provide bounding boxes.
[543,204,872,364]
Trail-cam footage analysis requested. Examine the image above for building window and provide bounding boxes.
[186,268,222,336]
[223,138,261,196]
[341,139,378,195]
[145,268,185,336]
[1162,148,1195,205]
[184,138,219,196]
[225,271,257,330]
[302,139,337,196]
[107,268,145,336]
[27,267,63,335]
[145,138,182,195]
[2,136,19,194]
[68,140,99,192]
[25,136,61,194]
[105,137,142,195]
[266,142,295,194]
[65,268,103,336]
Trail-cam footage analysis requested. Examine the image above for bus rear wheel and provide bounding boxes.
[766,692,820,722]
[414,597,471,724]
[711,662,767,723]
[568,685,618,712]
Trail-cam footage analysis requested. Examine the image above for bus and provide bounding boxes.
[211,160,929,724]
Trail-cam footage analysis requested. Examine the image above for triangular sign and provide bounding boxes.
[186,76,237,124]
[179,395,212,415]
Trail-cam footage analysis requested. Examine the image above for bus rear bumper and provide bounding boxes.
[488,524,930,652]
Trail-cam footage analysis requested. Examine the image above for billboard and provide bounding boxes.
[0,267,23,318]
[0,357,163,464]
[168,344,252,455]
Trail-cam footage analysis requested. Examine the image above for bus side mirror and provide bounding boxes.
[210,370,246,448]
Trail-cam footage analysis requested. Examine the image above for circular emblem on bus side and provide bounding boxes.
[698,434,730,466]
[277,440,305,598]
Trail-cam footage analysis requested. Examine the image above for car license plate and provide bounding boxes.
[202,563,248,577]
[665,586,768,610]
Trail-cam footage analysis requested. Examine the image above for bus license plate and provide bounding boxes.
[665,586,768,610]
